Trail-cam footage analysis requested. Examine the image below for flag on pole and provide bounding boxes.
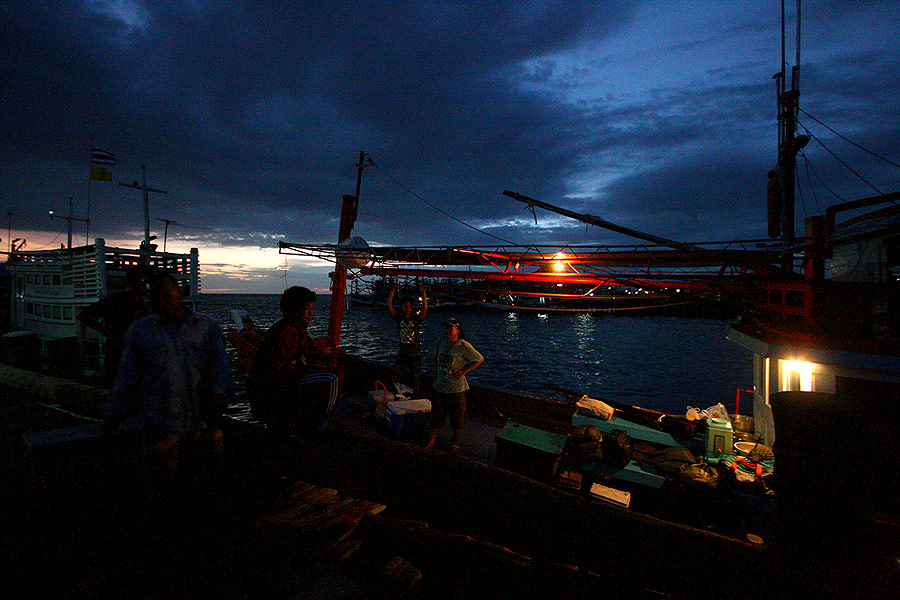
[89,147,116,182]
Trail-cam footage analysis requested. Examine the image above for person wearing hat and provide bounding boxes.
[425,317,483,451]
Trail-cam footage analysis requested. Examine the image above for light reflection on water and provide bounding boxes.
[199,294,754,416]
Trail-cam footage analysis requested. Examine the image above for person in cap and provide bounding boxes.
[425,317,483,451]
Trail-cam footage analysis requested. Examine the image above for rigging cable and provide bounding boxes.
[369,159,519,245]
[797,148,827,213]
[797,120,883,195]
[799,108,900,170]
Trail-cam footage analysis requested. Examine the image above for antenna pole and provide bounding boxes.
[142,166,150,246]
[781,0,786,79]
[67,197,74,249]
[773,0,807,272]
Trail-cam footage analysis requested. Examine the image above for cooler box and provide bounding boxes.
[589,483,632,508]
[495,422,567,482]
[384,399,431,439]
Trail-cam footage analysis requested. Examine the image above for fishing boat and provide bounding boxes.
[274,24,900,593]
[4,240,201,373]
[3,167,203,375]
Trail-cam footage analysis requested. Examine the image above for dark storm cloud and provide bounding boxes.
[1,1,637,248]
[1,0,898,272]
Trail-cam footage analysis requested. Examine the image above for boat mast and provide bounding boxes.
[773,0,808,269]
[47,198,88,250]
[326,151,368,353]
[119,165,168,254]
[503,190,703,252]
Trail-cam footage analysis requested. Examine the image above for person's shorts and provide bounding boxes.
[430,390,466,430]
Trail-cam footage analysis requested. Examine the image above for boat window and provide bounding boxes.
[26,302,34,315]
[53,306,61,320]
[63,307,72,319]
[43,275,51,285]
[63,277,72,286]
[53,275,61,285]
[26,274,33,284]
[43,305,52,318]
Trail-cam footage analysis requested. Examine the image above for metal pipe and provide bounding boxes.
[503,190,703,252]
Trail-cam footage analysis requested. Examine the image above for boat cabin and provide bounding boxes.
[726,198,900,447]
[6,238,200,367]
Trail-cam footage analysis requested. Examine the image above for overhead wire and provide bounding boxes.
[368,159,519,245]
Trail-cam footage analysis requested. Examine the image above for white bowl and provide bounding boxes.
[734,441,758,456]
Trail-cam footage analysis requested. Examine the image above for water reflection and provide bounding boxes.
[199,294,753,415]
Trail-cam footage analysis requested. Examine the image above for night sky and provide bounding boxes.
[2,1,898,292]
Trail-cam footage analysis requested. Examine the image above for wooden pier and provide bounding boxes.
[2,363,895,599]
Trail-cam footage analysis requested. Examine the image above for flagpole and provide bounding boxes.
[88,146,117,244]
[86,170,92,244]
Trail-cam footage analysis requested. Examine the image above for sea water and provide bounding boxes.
[199,293,754,418]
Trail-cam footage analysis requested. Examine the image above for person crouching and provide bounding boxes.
[247,286,340,441]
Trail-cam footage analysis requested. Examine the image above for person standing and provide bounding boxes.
[387,283,427,395]
[247,286,339,438]
[425,317,483,452]
[77,265,152,385]
[105,271,231,500]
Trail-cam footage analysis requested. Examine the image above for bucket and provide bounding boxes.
[729,414,755,434]
[733,431,761,443]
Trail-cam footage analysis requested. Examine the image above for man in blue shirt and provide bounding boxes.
[107,271,230,496]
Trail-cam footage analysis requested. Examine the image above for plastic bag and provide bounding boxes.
[703,403,730,421]
[393,382,414,400]
[576,395,614,420]
[685,406,703,421]
[370,380,394,417]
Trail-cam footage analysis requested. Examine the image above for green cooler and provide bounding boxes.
[495,422,567,482]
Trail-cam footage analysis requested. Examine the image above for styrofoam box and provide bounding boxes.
[589,482,632,508]
[384,399,432,438]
